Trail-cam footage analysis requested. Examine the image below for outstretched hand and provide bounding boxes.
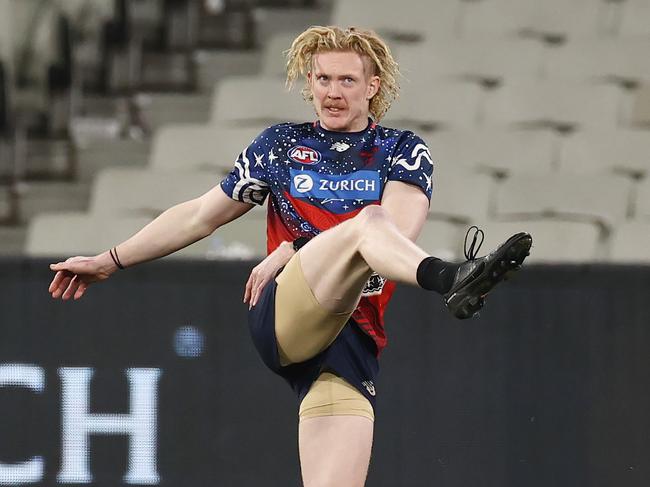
[244,241,295,309]
[49,254,115,300]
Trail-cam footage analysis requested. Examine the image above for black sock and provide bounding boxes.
[416,257,460,294]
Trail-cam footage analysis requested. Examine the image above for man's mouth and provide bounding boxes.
[325,106,344,114]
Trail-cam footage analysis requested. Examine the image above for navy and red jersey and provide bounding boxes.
[220,119,434,354]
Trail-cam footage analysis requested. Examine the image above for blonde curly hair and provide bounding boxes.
[285,26,400,121]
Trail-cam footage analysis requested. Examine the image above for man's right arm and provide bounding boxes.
[113,184,254,267]
[49,185,255,300]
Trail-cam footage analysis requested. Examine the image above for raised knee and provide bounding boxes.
[343,205,387,245]
[357,204,386,222]
[347,205,387,235]
[335,205,388,250]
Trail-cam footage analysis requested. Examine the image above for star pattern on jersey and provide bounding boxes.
[268,148,278,163]
[254,152,265,168]
[423,172,432,192]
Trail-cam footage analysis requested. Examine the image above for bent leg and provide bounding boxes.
[298,373,374,487]
[275,205,429,364]
[299,204,428,313]
[275,254,355,364]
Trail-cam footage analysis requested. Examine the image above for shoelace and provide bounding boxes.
[463,225,485,261]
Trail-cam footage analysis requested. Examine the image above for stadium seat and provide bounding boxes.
[398,39,544,85]
[461,0,607,40]
[635,178,650,219]
[544,40,650,85]
[559,129,650,177]
[56,0,114,21]
[630,83,650,127]
[136,93,213,132]
[618,0,650,37]
[211,76,314,125]
[429,164,493,223]
[150,123,224,171]
[483,80,622,130]
[26,212,154,257]
[426,129,558,176]
[331,0,461,43]
[150,123,267,174]
[260,32,299,78]
[11,0,59,86]
[8,0,64,119]
[609,222,650,262]
[0,1,12,69]
[89,168,219,216]
[207,208,267,258]
[26,209,268,259]
[383,81,482,131]
[416,220,466,261]
[481,219,603,263]
[495,173,632,228]
[0,62,8,136]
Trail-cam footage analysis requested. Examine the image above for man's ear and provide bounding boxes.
[367,76,380,100]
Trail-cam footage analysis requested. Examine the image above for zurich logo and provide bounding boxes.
[293,174,314,193]
[289,168,380,200]
[288,145,321,165]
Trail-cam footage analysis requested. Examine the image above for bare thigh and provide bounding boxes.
[299,215,374,314]
[299,415,374,487]
[274,216,373,365]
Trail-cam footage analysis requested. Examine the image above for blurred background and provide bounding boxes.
[0,1,649,486]
[0,0,649,260]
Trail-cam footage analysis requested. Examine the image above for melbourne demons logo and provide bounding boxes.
[362,273,386,296]
[288,145,321,165]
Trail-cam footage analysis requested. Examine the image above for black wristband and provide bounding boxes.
[109,247,125,270]
[292,236,310,252]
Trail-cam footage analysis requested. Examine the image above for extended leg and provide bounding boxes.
[299,415,373,487]
[298,373,374,487]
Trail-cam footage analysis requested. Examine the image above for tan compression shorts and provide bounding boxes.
[275,253,353,366]
[299,372,374,422]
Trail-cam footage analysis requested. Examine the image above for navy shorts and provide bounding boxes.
[248,279,380,409]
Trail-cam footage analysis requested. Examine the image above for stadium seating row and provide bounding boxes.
[26,208,268,260]
[59,165,650,227]
[427,129,650,177]
[393,39,650,85]
[332,0,650,42]
[210,76,649,131]
[148,123,650,181]
[25,210,650,264]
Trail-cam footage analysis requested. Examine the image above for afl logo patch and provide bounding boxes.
[288,145,321,165]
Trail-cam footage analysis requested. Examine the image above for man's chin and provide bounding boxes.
[320,116,349,132]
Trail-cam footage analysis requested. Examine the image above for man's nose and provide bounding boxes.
[327,84,341,98]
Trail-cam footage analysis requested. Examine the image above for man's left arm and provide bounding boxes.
[380,180,429,242]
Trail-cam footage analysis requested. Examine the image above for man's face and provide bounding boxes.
[308,50,380,132]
